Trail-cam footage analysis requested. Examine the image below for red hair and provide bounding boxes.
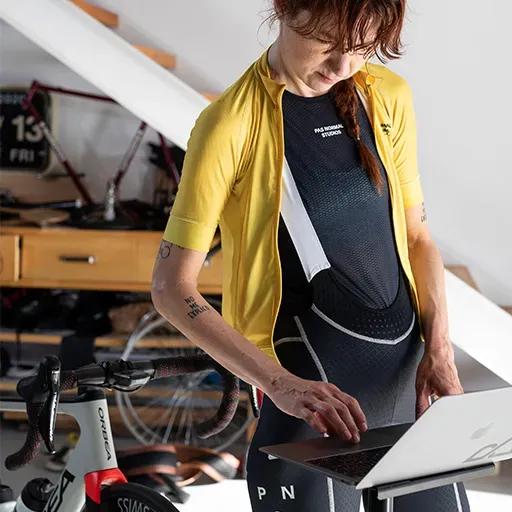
[263,0,408,194]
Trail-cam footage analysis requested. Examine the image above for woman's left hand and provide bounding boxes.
[415,340,464,419]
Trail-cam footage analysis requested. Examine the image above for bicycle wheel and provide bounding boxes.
[114,299,254,451]
[99,482,179,511]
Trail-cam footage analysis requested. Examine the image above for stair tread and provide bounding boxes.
[71,0,119,28]
[132,44,176,69]
[202,92,220,101]
[445,265,479,291]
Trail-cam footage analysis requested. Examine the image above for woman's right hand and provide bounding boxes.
[265,371,368,443]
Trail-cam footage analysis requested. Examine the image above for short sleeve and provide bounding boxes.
[391,78,425,209]
[162,102,243,252]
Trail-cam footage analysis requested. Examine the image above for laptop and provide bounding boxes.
[259,386,512,490]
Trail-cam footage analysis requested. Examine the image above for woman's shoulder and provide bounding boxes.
[199,62,257,129]
[184,64,259,172]
[365,61,413,103]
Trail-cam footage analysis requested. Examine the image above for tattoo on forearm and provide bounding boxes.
[421,202,427,223]
[158,241,184,259]
[159,242,171,259]
[184,295,210,319]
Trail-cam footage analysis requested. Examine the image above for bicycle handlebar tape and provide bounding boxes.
[5,401,44,471]
[195,371,240,439]
[152,354,241,438]
[152,353,214,378]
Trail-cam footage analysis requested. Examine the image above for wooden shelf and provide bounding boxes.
[1,378,251,434]
[96,334,191,349]
[0,331,63,345]
[0,330,192,349]
[0,379,250,401]
[3,403,252,433]
[0,379,76,395]
[1,379,253,437]
[71,0,119,28]
[2,407,218,428]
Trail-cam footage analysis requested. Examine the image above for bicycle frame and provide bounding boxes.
[20,80,182,205]
[0,354,238,511]
[0,389,126,512]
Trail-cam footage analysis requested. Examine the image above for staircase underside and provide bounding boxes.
[0,0,210,149]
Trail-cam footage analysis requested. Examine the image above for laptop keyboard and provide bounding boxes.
[306,445,392,480]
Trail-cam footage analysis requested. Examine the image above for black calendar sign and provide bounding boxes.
[0,88,52,171]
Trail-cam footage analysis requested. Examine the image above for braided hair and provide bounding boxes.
[330,76,384,195]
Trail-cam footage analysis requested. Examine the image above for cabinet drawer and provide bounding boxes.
[0,234,20,282]
[22,233,139,284]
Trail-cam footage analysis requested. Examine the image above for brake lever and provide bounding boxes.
[37,356,61,455]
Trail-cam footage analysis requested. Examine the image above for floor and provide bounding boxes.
[175,477,512,512]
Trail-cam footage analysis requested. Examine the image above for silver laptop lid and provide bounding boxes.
[357,386,512,489]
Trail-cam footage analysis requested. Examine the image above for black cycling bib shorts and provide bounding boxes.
[244,88,471,512]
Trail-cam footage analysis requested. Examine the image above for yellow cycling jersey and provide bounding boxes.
[162,45,425,362]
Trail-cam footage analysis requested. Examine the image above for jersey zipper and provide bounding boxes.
[269,86,287,366]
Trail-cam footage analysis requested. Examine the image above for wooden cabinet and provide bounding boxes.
[0,227,222,293]
[0,234,20,283]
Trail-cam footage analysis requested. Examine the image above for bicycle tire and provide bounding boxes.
[99,482,179,512]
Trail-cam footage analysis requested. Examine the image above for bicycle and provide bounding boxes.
[0,353,240,511]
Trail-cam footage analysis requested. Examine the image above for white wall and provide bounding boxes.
[1,0,510,303]
[392,1,512,305]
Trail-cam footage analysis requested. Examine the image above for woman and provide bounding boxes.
[152,1,469,510]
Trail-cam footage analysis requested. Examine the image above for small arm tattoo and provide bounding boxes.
[184,295,210,319]
[159,242,171,259]
[158,240,184,259]
[420,202,427,223]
